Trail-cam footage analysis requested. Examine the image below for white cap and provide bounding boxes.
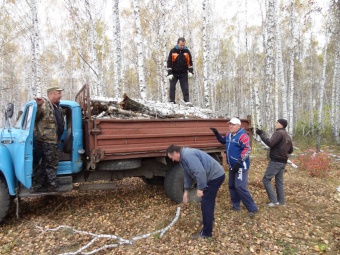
[229,117,241,125]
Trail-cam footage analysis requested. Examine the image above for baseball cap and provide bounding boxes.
[229,117,241,125]
[47,86,64,93]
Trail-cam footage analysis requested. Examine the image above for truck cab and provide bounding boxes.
[0,100,84,195]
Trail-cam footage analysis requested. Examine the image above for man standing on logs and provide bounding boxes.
[167,37,194,105]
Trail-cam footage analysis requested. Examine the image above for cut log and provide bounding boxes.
[91,101,109,115]
[121,94,166,119]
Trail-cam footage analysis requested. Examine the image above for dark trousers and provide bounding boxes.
[32,141,59,188]
[201,174,225,237]
[262,161,286,204]
[169,73,189,102]
[228,168,258,212]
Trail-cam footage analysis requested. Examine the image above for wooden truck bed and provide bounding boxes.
[75,84,251,162]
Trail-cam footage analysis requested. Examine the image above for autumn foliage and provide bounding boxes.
[297,150,331,177]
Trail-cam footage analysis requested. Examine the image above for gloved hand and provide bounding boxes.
[188,72,193,79]
[167,74,174,80]
[210,127,219,135]
[232,162,240,172]
[189,67,194,73]
[256,128,263,135]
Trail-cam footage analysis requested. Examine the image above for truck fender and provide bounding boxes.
[0,145,17,196]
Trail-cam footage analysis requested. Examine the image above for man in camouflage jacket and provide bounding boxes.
[31,86,64,192]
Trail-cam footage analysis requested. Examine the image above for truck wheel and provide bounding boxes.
[164,164,184,203]
[142,176,165,186]
[210,152,222,164]
[0,177,12,224]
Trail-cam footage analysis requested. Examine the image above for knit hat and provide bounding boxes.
[277,119,288,128]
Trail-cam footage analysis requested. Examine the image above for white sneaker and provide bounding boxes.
[185,101,193,106]
[266,202,279,207]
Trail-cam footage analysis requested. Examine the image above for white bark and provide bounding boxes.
[85,0,103,96]
[202,0,210,109]
[332,46,340,142]
[265,0,275,131]
[274,1,279,120]
[155,0,168,102]
[288,1,297,137]
[112,0,122,98]
[31,0,42,98]
[275,0,287,120]
[316,27,329,151]
[0,2,4,110]
[66,1,86,87]
[331,2,340,143]
[133,0,146,100]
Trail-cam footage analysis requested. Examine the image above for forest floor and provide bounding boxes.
[0,146,339,255]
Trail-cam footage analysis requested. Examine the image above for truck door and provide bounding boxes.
[12,102,36,188]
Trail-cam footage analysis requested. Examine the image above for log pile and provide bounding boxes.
[89,94,224,119]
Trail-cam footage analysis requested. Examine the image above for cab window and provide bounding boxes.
[22,105,33,130]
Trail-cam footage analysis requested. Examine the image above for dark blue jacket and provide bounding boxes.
[214,128,251,169]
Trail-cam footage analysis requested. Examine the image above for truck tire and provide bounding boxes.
[0,176,12,224]
[164,164,184,203]
[142,176,165,186]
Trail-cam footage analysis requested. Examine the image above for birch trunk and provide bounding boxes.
[202,0,210,108]
[66,1,86,87]
[334,47,340,143]
[275,0,287,119]
[0,4,4,112]
[31,0,42,98]
[112,0,122,98]
[265,0,275,131]
[274,1,279,120]
[133,0,146,100]
[85,0,103,96]
[332,46,340,142]
[155,0,167,102]
[288,1,296,137]
[316,28,328,152]
[332,1,340,143]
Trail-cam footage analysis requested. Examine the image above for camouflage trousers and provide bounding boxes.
[32,141,59,190]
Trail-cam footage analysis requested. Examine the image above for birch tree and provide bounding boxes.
[155,0,168,102]
[264,0,275,131]
[112,0,122,98]
[0,0,7,123]
[330,0,340,143]
[66,1,87,86]
[30,0,42,98]
[85,0,103,96]
[202,0,210,108]
[287,0,297,136]
[316,20,329,152]
[275,0,287,120]
[133,0,146,99]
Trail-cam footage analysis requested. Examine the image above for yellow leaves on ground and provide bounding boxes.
[0,154,339,254]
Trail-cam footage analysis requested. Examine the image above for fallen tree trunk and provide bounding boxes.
[120,94,166,118]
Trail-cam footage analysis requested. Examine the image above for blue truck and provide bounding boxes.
[0,84,251,223]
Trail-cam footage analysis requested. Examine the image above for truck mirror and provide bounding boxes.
[5,103,14,119]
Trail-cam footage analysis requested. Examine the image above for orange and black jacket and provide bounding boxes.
[167,45,193,75]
